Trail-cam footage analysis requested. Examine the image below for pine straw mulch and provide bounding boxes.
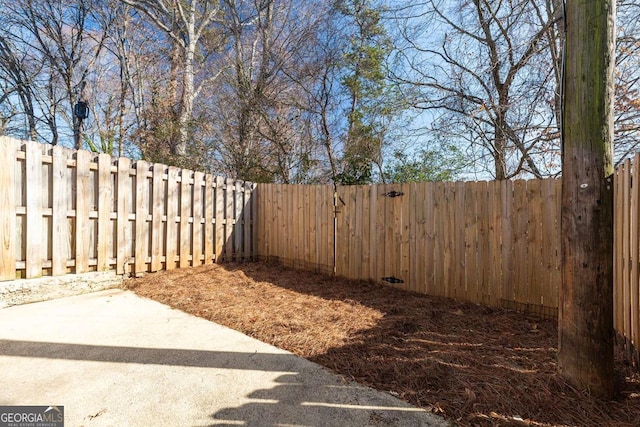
[124,262,640,427]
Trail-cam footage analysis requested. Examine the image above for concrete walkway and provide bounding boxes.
[0,289,449,426]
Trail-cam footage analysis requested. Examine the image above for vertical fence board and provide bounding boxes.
[423,182,435,296]
[360,185,369,280]
[308,186,318,270]
[294,184,300,267]
[409,183,419,292]
[444,182,456,298]
[234,181,243,263]
[151,164,165,271]
[541,179,557,308]
[0,138,16,280]
[97,154,113,271]
[463,182,477,302]
[193,172,204,266]
[246,183,255,260]
[392,184,403,287]
[623,160,632,341]
[388,184,400,285]
[513,180,529,304]
[214,177,225,262]
[283,186,291,266]
[367,186,378,281]
[432,183,444,297]
[204,175,214,265]
[165,166,179,270]
[632,154,640,352]
[116,158,131,274]
[500,180,514,304]
[454,181,468,299]
[614,166,621,333]
[51,146,69,276]
[256,184,265,259]
[352,186,362,280]
[74,150,90,274]
[487,181,502,306]
[399,183,411,291]
[180,170,192,268]
[335,186,347,276]
[25,142,43,278]
[552,179,562,309]
[372,186,383,283]
[527,180,543,307]
[274,184,283,265]
[251,183,258,260]
[382,185,395,283]
[314,186,323,269]
[477,181,490,305]
[292,185,301,268]
[313,186,322,270]
[134,161,149,274]
[268,183,276,261]
[225,178,235,262]
[300,184,308,268]
[542,180,554,309]
[285,184,293,267]
[285,184,292,266]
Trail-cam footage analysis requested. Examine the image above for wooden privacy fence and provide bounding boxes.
[256,184,337,274]
[257,180,561,317]
[2,136,638,362]
[258,172,639,362]
[0,137,256,280]
[614,153,640,364]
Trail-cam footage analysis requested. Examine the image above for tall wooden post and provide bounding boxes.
[559,0,616,398]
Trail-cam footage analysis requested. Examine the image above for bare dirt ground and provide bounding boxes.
[125,262,640,427]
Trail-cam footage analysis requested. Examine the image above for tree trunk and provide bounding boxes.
[559,0,616,398]
[176,4,198,158]
[177,43,195,157]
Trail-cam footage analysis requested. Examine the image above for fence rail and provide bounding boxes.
[0,137,256,280]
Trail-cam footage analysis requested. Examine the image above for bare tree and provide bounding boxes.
[613,0,640,162]
[392,0,562,179]
[207,0,330,183]
[0,30,39,140]
[121,0,224,156]
[0,0,112,148]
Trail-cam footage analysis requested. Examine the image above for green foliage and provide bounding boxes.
[384,145,465,183]
[85,130,115,155]
[335,0,397,185]
[336,151,373,185]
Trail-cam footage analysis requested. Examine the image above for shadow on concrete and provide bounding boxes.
[0,339,299,371]
[0,338,444,426]
[207,373,436,427]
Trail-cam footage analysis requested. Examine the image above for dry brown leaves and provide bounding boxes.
[126,262,640,427]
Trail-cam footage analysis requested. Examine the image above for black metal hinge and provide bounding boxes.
[383,190,404,198]
[382,276,404,284]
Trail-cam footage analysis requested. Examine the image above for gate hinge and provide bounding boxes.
[383,190,404,198]
[382,276,404,284]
